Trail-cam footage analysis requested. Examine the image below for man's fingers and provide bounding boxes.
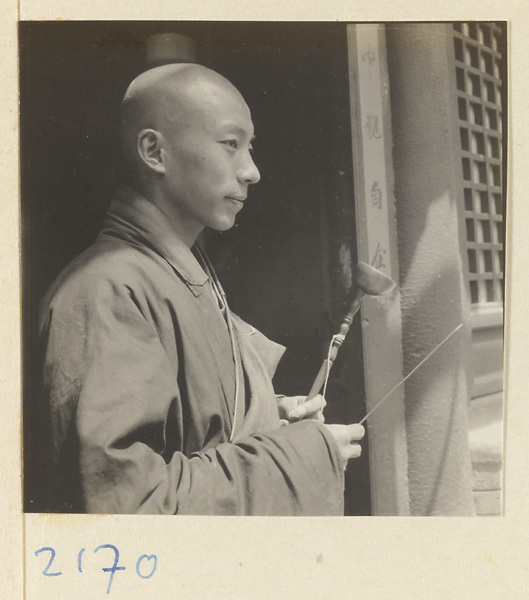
[288,395,326,420]
[343,423,365,441]
[323,424,365,465]
[344,442,362,460]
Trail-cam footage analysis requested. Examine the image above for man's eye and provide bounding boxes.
[222,139,238,149]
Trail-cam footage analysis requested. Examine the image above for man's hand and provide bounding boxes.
[276,397,365,468]
[323,424,365,469]
[276,394,326,424]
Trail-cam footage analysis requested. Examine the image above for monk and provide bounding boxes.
[32,64,365,515]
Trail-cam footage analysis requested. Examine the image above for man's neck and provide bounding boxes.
[125,180,203,249]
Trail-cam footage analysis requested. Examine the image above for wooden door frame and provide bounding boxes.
[346,24,410,515]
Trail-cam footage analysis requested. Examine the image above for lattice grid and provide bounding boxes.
[453,22,504,305]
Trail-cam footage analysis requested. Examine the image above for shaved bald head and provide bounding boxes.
[116,63,260,246]
[119,63,246,177]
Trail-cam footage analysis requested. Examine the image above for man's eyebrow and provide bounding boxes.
[219,122,255,140]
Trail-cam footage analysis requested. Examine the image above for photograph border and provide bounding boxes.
[2,1,527,598]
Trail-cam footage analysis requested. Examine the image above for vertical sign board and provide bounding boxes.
[346,24,410,515]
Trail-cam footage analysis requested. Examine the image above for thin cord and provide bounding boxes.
[359,323,463,425]
[321,335,337,399]
[225,302,241,442]
[194,245,240,441]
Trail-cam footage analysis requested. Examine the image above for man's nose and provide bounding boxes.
[238,152,261,185]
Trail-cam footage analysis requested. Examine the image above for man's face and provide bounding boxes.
[161,85,260,242]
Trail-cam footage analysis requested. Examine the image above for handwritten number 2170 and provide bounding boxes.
[35,545,158,594]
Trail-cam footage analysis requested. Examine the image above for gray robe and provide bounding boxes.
[32,186,345,515]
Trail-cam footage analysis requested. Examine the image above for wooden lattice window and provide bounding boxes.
[453,22,504,305]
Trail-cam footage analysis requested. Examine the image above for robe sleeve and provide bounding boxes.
[37,276,345,515]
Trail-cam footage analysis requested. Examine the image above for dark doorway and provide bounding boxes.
[20,21,370,515]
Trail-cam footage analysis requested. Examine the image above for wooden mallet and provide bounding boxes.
[306,262,396,401]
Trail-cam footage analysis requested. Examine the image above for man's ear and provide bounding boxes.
[137,129,166,174]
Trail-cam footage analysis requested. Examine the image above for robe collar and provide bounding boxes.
[103,185,209,289]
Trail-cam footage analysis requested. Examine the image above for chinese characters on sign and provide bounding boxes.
[371,181,383,209]
[365,113,382,140]
[361,45,376,78]
[357,27,392,277]
[371,243,387,270]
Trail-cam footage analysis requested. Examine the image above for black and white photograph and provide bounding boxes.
[20,21,506,518]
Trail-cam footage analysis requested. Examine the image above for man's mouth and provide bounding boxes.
[226,196,246,205]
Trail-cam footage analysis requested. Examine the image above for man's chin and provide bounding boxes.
[209,217,237,233]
